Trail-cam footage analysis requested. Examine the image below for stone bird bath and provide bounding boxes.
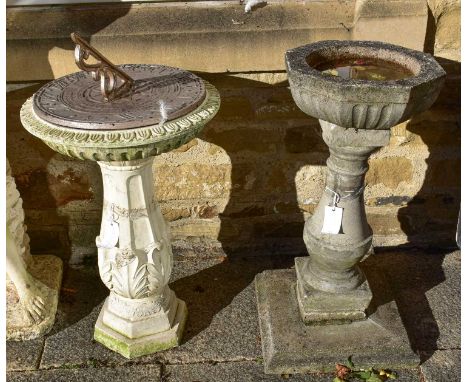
[20,34,220,358]
[255,40,445,374]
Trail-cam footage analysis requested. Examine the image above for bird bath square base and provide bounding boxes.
[255,264,419,375]
[296,258,372,323]
[94,297,187,359]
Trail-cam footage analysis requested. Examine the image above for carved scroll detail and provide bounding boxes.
[71,32,134,101]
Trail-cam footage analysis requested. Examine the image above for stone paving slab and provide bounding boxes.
[7,364,161,382]
[6,249,460,382]
[40,302,125,368]
[144,256,271,364]
[40,256,272,368]
[366,250,461,353]
[39,266,123,368]
[269,250,461,363]
[6,338,44,371]
[164,361,326,382]
[420,350,461,382]
[47,266,108,335]
[163,361,421,382]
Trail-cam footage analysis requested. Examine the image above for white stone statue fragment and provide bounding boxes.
[6,229,45,324]
[6,159,63,340]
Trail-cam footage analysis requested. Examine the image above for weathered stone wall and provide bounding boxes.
[6,0,460,264]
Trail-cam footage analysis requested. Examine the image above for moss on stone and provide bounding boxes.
[93,303,187,359]
[94,328,179,359]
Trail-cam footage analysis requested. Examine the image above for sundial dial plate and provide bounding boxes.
[33,64,206,130]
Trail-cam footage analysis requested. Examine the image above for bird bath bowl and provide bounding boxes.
[255,40,445,374]
[286,40,445,130]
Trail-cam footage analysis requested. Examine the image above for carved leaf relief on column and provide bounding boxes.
[99,243,171,299]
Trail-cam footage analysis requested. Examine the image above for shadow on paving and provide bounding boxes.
[353,12,461,368]
[189,73,327,341]
[49,265,108,335]
[387,9,461,365]
[170,254,295,344]
[391,51,460,364]
[363,248,459,365]
[27,255,274,368]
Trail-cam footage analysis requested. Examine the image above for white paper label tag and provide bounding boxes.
[99,220,120,249]
[321,206,343,234]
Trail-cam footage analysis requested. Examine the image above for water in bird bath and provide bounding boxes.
[317,58,413,80]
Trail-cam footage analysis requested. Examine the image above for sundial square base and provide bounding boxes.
[255,268,419,375]
[102,289,179,339]
[94,297,187,359]
[295,257,372,323]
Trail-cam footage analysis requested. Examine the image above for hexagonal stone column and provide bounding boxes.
[93,158,186,358]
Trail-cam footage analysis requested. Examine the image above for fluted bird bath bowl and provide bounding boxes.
[20,34,220,359]
[255,40,445,374]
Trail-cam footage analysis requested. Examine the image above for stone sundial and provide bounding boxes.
[33,64,206,130]
[21,33,220,358]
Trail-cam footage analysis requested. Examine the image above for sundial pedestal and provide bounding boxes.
[21,53,220,358]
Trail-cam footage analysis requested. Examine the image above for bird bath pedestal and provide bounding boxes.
[20,34,220,359]
[255,41,445,374]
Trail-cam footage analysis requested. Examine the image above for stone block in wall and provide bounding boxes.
[426,159,461,189]
[367,201,457,244]
[433,4,460,60]
[366,157,414,190]
[7,0,428,81]
[253,90,307,121]
[221,197,307,220]
[427,0,459,20]
[154,163,231,201]
[161,204,192,222]
[171,218,221,241]
[171,138,198,153]
[215,96,254,120]
[201,72,288,89]
[213,213,309,255]
[27,227,69,257]
[294,165,327,206]
[67,224,100,265]
[405,120,460,148]
[284,123,328,154]
[252,218,305,240]
[13,163,97,209]
[161,201,223,222]
[203,126,281,153]
[228,161,266,196]
[427,56,461,110]
[367,209,414,237]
